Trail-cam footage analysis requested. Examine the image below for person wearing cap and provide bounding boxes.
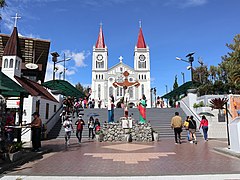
[30,112,42,152]
[75,115,85,144]
[63,116,74,146]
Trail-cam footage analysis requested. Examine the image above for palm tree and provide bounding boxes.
[210,98,228,122]
[0,0,7,21]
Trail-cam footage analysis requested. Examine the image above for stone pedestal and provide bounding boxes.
[102,119,153,142]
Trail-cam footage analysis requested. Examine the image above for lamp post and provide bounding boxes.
[153,87,156,108]
[181,72,185,84]
[150,88,153,108]
[59,72,63,80]
[165,85,168,108]
[51,52,71,81]
[176,52,195,83]
[51,52,60,81]
[224,94,230,147]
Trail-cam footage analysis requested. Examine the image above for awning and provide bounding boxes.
[0,71,28,97]
[161,81,199,99]
[42,80,84,98]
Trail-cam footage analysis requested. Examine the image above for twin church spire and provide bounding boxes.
[95,22,147,49]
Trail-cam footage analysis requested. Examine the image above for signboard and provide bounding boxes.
[122,118,133,129]
[230,95,240,120]
[6,99,20,108]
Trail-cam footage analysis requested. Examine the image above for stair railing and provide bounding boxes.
[45,105,63,134]
[180,99,201,123]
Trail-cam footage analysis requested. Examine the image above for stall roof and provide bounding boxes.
[42,80,84,98]
[161,81,199,99]
[0,71,28,97]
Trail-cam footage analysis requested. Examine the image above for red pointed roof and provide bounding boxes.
[137,27,147,48]
[3,27,22,59]
[95,25,105,48]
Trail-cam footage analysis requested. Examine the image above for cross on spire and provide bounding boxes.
[139,20,142,28]
[119,56,123,62]
[12,13,21,27]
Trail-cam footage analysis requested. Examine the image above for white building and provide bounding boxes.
[1,26,61,142]
[91,25,151,107]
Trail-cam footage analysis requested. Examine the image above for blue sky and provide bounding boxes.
[1,0,240,96]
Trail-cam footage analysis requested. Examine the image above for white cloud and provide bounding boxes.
[64,50,90,67]
[164,0,208,8]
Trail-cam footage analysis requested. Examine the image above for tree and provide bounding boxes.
[75,82,88,97]
[0,0,7,21]
[173,75,178,90]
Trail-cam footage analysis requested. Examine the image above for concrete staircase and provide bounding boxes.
[47,108,202,139]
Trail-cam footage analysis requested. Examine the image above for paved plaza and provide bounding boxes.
[1,138,240,179]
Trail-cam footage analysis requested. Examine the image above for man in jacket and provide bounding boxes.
[171,112,183,144]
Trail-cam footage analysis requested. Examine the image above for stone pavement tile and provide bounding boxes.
[4,138,240,176]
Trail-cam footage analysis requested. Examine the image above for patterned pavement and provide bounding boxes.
[2,138,240,177]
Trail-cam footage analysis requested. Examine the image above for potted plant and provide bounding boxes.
[8,141,25,162]
[210,98,228,122]
[95,130,104,142]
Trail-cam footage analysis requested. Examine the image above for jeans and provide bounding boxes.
[89,128,94,139]
[202,126,208,140]
[76,129,83,142]
[65,131,71,144]
[187,130,190,141]
[174,128,182,143]
[32,127,41,150]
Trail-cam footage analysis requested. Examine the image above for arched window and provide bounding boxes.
[99,74,101,79]
[144,75,146,79]
[142,75,144,79]
[96,74,98,79]
[9,59,13,68]
[98,84,101,99]
[139,74,140,79]
[4,59,8,68]
[129,87,133,98]
[109,87,113,96]
[17,60,20,70]
[96,61,104,69]
[141,84,144,95]
[120,87,123,96]
[102,74,103,79]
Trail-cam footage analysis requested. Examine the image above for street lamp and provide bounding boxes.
[51,52,71,80]
[153,87,156,108]
[150,88,153,108]
[224,94,230,147]
[181,72,185,84]
[176,52,195,83]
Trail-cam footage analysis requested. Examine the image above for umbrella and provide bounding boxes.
[87,113,99,117]
[198,112,215,117]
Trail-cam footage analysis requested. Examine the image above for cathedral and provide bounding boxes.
[91,24,151,108]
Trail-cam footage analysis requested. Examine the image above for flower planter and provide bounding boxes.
[153,132,159,141]
[8,151,23,162]
[95,134,103,142]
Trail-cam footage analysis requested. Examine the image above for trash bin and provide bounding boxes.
[229,117,240,152]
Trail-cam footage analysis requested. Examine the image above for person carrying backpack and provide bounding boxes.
[188,116,197,144]
[183,116,190,141]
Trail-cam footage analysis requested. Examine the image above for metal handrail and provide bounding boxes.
[181,99,201,122]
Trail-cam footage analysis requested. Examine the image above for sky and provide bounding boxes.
[1,0,240,96]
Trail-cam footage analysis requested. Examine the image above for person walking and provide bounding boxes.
[183,116,190,141]
[171,112,183,144]
[94,118,101,133]
[199,115,208,141]
[189,115,197,144]
[75,115,85,144]
[4,110,15,144]
[88,116,95,139]
[63,116,74,146]
[30,112,42,152]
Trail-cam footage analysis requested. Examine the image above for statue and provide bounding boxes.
[138,94,147,123]
[123,86,130,117]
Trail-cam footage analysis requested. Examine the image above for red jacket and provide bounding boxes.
[200,119,208,127]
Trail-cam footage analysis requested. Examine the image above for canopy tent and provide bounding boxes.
[42,80,84,98]
[0,71,28,97]
[161,81,200,99]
